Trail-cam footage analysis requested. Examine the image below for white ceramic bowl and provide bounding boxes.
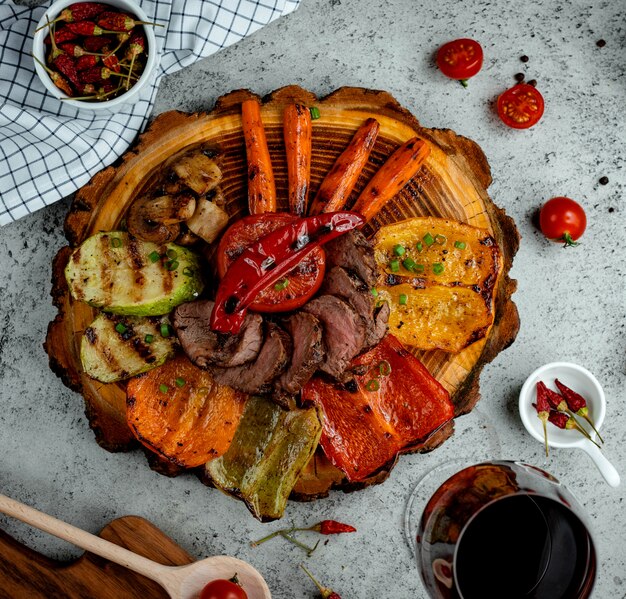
[32,0,159,111]
[519,362,620,487]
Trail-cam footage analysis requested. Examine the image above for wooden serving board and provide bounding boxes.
[0,516,193,598]
[45,86,520,498]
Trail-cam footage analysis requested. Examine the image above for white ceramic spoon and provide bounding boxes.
[0,493,271,599]
[519,361,620,488]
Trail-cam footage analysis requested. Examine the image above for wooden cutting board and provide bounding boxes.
[45,85,520,499]
[0,516,193,598]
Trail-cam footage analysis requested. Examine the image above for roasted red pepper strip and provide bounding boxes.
[302,334,454,482]
[210,211,364,333]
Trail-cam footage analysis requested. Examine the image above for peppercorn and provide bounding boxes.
[527,79,537,87]
[520,55,529,62]
[599,176,609,185]
[596,39,606,47]
[514,72,525,82]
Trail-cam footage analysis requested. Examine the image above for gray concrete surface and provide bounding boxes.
[1,0,625,597]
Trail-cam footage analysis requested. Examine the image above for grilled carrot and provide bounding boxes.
[242,99,277,214]
[283,104,312,216]
[352,137,430,223]
[309,117,379,215]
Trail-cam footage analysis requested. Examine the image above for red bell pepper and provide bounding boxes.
[210,211,364,333]
[302,335,454,482]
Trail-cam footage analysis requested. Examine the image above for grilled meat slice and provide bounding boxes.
[303,295,366,379]
[322,266,389,349]
[209,322,292,394]
[278,312,324,394]
[172,300,263,368]
[324,229,378,288]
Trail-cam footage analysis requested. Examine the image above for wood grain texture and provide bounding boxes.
[0,516,193,599]
[44,85,520,501]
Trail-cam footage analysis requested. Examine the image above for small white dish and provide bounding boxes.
[519,362,620,488]
[32,0,159,112]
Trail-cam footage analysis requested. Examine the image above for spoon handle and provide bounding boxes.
[0,493,171,584]
[579,441,621,488]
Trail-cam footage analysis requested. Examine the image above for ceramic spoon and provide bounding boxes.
[0,493,271,599]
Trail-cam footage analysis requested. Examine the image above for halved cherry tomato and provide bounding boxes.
[436,38,483,84]
[200,579,248,599]
[539,196,586,247]
[217,213,325,313]
[497,83,545,129]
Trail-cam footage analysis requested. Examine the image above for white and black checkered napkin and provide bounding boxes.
[0,0,300,226]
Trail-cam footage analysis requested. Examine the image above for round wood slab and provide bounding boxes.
[45,85,520,500]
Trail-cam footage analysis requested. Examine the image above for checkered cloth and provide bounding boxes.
[0,0,300,226]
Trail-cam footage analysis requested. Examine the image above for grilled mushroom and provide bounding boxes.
[171,152,222,196]
[127,194,196,243]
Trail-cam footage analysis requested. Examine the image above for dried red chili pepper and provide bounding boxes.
[83,35,113,52]
[78,66,112,83]
[210,211,364,334]
[300,565,341,599]
[65,21,113,36]
[555,379,604,442]
[97,11,159,31]
[533,382,551,457]
[52,54,81,89]
[124,31,146,88]
[102,53,121,72]
[547,409,601,448]
[59,43,101,58]
[44,27,78,45]
[314,520,357,535]
[46,18,66,60]
[76,55,99,71]
[33,54,73,96]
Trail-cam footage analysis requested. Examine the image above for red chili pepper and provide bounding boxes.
[554,379,604,442]
[300,565,341,599]
[53,54,81,88]
[210,211,364,334]
[533,382,551,457]
[125,30,146,59]
[83,35,113,52]
[548,410,569,429]
[76,55,99,71]
[33,54,73,96]
[541,382,568,412]
[59,43,89,57]
[44,27,78,44]
[56,2,108,24]
[97,11,157,31]
[314,520,357,535]
[66,21,109,36]
[78,66,112,83]
[102,52,121,72]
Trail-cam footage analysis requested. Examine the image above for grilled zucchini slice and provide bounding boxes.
[65,232,204,316]
[81,313,176,383]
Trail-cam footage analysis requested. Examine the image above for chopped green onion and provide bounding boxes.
[371,288,379,297]
[416,242,424,253]
[310,106,321,120]
[378,360,392,376]
[166,249,178,259]
[399,293,408,305]
[389,259,400,272]
[393,244,406,256]
[115,322,127,334]
[274,278,290,291]
[182,266,194,276]
[144,334,154,344]
[454,241,467,250]
[402,257,417,271]
[159,384,169,394]
[434,234,447,245]
[148,251,160,263]
[413,263,425,273]
[175,377,186,388]
[423,233,435,246]
[365,379,380,392]
[433,263,444,275]
[165,259,179,271]
[110,237,122,248]
[160,324,171,338]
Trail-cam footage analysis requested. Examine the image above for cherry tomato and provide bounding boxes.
[497,83,544,129]
[200,579,248,599]
[217,213,326,313]
[539,197,586,247]
[436,38,483,83]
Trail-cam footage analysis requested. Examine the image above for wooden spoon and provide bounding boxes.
[0,493,271,598]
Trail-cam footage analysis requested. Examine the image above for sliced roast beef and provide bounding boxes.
[209,322,291,394]
[277,312,324,394]
[324,229,378,288]
[303,295,366,379]
[322,266,389,348]
[172,300,263,368]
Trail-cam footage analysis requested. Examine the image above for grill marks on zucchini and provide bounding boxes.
[81,313,176,383]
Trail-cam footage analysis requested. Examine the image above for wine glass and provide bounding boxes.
[408,460,596,599]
